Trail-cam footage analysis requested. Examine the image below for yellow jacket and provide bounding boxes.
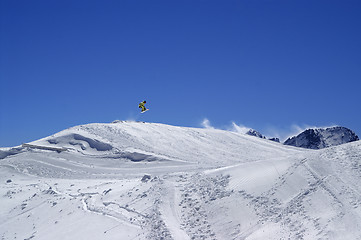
[139,101,146,108]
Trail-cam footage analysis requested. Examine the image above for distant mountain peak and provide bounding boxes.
[284,126,359,149]
[246,129,266,139]
[246,129,280,143]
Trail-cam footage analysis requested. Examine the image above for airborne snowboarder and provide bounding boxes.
[139,100,148,113]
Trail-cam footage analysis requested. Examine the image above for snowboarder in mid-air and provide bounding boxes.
[139,100,148,113]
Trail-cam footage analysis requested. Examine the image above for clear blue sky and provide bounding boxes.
[1,0,360,147]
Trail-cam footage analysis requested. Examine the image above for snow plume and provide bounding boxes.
[126,111,142,122]
[201,118,214,129]
[227,122,250,134]
[261,124,307,142]
[200,119,250,134]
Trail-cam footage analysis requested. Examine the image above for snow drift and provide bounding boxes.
[1,121,360,240]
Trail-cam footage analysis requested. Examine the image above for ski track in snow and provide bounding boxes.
[1,121,361,240]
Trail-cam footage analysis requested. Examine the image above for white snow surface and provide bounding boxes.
[1,121,361,240]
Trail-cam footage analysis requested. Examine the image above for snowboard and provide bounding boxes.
[141,109,149,113]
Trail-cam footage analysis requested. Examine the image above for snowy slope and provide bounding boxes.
[1,121,361,240]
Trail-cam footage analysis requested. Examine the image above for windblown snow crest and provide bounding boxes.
[47,133,113,152]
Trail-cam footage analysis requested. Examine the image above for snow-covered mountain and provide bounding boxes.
[284,126,359,149]
[1,121,361,240]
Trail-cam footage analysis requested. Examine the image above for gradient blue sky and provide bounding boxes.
[1,0,360,147]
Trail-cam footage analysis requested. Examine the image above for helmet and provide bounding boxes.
[144,100,146,103]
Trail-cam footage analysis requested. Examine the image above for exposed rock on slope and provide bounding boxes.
[246,129,280,142]
[246,129,266,139]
